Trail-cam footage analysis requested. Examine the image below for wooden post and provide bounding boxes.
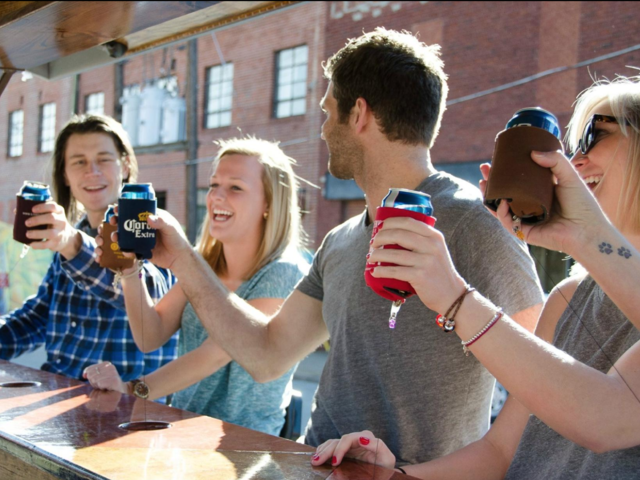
[0,71,14,99]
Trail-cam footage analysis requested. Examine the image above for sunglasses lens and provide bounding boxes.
[581,120,593,154]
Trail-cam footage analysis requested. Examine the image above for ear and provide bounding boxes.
[352,97,371,135]
[121,156,131,181]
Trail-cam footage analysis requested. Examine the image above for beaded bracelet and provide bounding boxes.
[435,285,476,333]
[461,309,503,356]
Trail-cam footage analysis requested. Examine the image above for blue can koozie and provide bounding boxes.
[13,181,52,245]
[117,184,156,259]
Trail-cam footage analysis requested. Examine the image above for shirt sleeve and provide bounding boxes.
[60,231,176,310]
[0,264,53,359]
[451,206,545,316]
[295,239,327,302]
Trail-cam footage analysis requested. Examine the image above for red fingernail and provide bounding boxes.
[312,454,319,461]
[359,436,370,445]
[332,456,337,464]
[365,253,371,259]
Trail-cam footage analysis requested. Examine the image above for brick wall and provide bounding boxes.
[1,1,640,248]
[196,1,327,246]
[0,74,74,223]
[322,1,640,235]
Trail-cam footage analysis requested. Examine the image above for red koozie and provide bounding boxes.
[364,206,436,302]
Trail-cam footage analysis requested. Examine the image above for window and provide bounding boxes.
[197,187,209,225]
[39,103,56,153]
[205,63,233,129]
[8,110,24,157]
[274,45,308,118]
[85,92,105,115]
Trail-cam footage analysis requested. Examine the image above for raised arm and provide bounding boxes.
[173,248,328,382]
[368,151,640,452]
[135,210,329,382]
[118,276,186,352]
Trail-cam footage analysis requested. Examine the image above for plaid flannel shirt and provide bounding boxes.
[0,217,178,381]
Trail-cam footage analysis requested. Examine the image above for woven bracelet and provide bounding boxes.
[435,285,476,333]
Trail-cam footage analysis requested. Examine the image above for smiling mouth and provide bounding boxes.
[583,176,602,189]
[212,209,233,222]
[84,185,107,192]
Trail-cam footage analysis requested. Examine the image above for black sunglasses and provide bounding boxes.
[575,114,620,155]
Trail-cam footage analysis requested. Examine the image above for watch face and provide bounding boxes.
[133,381,150,399]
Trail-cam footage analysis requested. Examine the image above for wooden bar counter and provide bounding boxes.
[0,361,412,479]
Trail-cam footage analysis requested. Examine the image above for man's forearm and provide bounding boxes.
[170,248,275,379]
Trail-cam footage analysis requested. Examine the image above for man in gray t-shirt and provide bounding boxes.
[145,28,544,465]
[298,172,542,464]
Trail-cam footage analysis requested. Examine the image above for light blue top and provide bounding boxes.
[172,252,308,436]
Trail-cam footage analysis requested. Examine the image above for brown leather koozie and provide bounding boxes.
[13,196,47,245]
[99,222,135,270]
[484,126,562,224]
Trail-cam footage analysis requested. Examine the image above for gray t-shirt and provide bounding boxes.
[297,172,544,464]
[506,275,640,479]
[172,253,308,436]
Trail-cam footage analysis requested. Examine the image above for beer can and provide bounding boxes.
[505,107,561,139]
[365,188,436,302]
[381,188,434,215]
[117,184,156,259]
[13,181,52,245]
[99,205,134,270]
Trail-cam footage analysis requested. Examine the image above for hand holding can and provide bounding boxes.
[364,189,436,328]
[483,107,563,225]
[13,181,51,245]
[117,183,157,260]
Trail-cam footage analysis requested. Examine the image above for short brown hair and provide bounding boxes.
[323,27,448,148]
[50,114,137,223]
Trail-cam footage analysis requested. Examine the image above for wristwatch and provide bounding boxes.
[130,379,150,399]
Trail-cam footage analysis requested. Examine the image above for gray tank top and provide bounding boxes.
[506,276,640,480]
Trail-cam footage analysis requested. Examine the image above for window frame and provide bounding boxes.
[273,44,309,119]
[38,102,57,153]
[7,109,24,158]
[203,63,234,130]
[85,92,105,115]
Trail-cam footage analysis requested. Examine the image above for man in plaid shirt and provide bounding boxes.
[0,114,177,381]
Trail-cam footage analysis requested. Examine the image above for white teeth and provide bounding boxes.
[85,186,105,191]
[213,209,233,216]
[584,176,601,185]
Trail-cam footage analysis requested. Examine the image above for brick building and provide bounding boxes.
[2,1,640,287]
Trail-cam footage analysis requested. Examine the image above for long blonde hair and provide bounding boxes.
[566,76,640,233]
[195,137,303,279]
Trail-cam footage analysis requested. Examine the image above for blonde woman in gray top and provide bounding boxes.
[87,137,309,435]
[314,77,640,479]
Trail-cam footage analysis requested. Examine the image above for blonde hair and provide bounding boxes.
[566,76,640,233]
[195,137,303,279]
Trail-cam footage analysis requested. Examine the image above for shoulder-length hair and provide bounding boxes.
[50,114,137,224]
[566,76,640,233]
[195,137,304,280]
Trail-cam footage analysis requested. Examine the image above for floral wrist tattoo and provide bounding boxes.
[599,242,632,259]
